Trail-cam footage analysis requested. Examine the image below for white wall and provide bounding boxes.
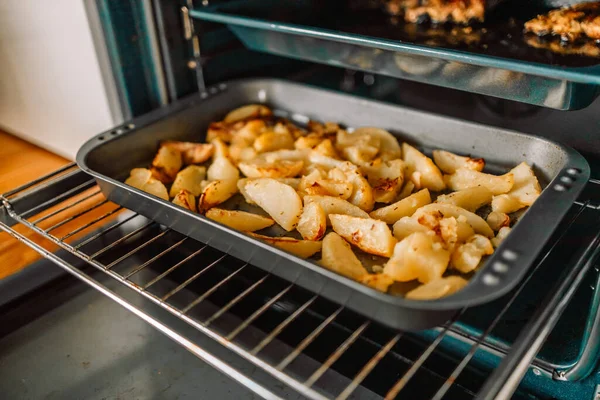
[0,0,118,160]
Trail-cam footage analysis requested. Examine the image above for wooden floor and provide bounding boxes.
[0,132,122,280]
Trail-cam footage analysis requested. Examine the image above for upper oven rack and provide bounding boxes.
[2,163,600,399]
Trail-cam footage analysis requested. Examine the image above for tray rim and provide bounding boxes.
[76,77,590,314]
[188,4,600,86]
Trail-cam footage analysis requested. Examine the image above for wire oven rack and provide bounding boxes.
[2,163,600,400]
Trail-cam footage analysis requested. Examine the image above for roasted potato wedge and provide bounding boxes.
[142,178,169,201]
[336,129,380,149]
[151,145,182,183]
[435,186,493,212]
[384,232,450,283]
[297,201,327,241]
[432,150,485,174]
[392,216,431,241]
[224,104,272,124]
[229,145,258,164]
[492,226,511,248]
[198,178,238,213]
[308,152,346,170]
[249,233,321,259]
[314,139,340,159]
[329,214,397,257]
[353,127,402,159]
[365,159,405,203]
[239,159,304,179]
[491,162,541,213]
[369,189,431,224]
[172,189,197,212]
[320,232,368,281]
[295,134,323,150]
[244,178,303,231]
[360,273,395,293]
[396,181,415,200]
[304,195,369,224]
[207,156,239,182]
[405,276,468,300]
[412,203,494,238]
[211,138,230,159]
[125,168,152,189]
[254,131,295,153]
[487,211,510,231]
[170,165,206,198]
[444,168,514,195]
[206,208,274,232]
[344,167,375,212]
[451,234,494,273]
[341,145,379,165]
[402,143,445,191]
[262,149,310,164]
[162,141,214,165]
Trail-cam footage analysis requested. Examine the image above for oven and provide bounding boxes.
[2,1,600,399]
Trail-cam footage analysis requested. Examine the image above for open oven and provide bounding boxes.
[2,1,600,399]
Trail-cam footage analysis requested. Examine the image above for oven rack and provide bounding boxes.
[2,164,600,400]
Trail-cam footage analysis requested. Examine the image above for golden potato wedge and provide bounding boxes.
[320,232,368,281]
[327,167,347,182]
[237,178,255,205]
[239,159,304,179]
[125,168,152,189]
[341,145,379,165]
[329,214,397,257]
[491,226,511,248]
[211,137,230,160]
[392,216,431,241]
[444,168,514,195]
[229,145,258,164]
[304,195,369,224]
[402,143,445,191]
[207,121,234,143]
[435,186,493,212]
[244,178,303,231]
[451,234,494,273]
[308,152,345,170]
[396,181,415,200]
[432,150,485,174]
[412,203,494,238]
[249,233,321,259]
[369,189,431,224]
[294,134,323,150]
[170,165,206,197]
[365,159,405,203]
[139,177,169,201]
[491,162,541,213]
[308,120,339,137]
[198,178,238,213]
[297,201,327,241]
[223,104,272,124]
[205,208,274,232]
[353,127,402,159]
[384,232,450,283]
[336,129,381,149]
[262,149,310,163]
[344,167,375,212]
[233,119,266,146]
[253,131,295,153]
[151,145,182,183]
[207,156,240,182]
[172,189,197,212]
[162,141,214,165]
[314,139,340,159]
[360,273,395,293]
[405,276,468,300]
[487,211,510,231]
[413,212,475,250]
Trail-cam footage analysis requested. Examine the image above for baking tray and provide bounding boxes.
[189,0,600,110]
[76,78,589,330]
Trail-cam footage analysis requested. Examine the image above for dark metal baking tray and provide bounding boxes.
[189,0,600,110]
[76,78,589,330]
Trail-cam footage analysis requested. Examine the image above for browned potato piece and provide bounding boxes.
[295,134,323,150]
[329,214,397,257]
[299,179,353,199]
[254,131,295,153]
[304,195,369,224]
[198,179,238,213]
[140,177,169,201]
[491,226,511,248]
[162,141,214,165]
[405,276,468,300]
[369,189,431,224]
[365,159,405,203]
[211,138,230,159]
[249,233,322,259]
[224,104,272,124]
[172,189,197,212]
[352,127,402,159]
[314,139,340,159]
[491,162,542,214]
[205,209,274,232]
[297,201,327,241]
[151,145,182,183]
[487,211,510,231]
[444,168,514,195]
[170,165,206,197]
[336,129,380,149]
[244,178,303,231]
[402,143,445,191]
[360,273,395,293]
[239,159,304,179]
[435,186,493,212]
[413,203,494,238]
[207,156,239,182]
[320,232,368,281]
[432,150,485,174]
[341,145,379,165]
[384,232,451,283]
[451,234,494,273]
[344,166,375,212]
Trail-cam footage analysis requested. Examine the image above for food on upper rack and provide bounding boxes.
[384,0,486,24]
[524,35,600,58]
[524,2,600,42]
[124,104,544,301]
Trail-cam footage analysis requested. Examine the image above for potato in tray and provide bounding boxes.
[123,104,542,301]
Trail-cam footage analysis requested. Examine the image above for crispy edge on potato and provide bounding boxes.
[170,165,206,198]
[297,201,327,241]
[151,145,183,184]
[206,208,275,232]
[172,189,197,212]
[249,233,321,259]
[369,189,431,224]
[433,149,485,174]
[444,168,514,195]
[243,178,303,231]
[320,232,368,281]
[329,214,397,257]
[413,203,494,238]
[198,178,239,213]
